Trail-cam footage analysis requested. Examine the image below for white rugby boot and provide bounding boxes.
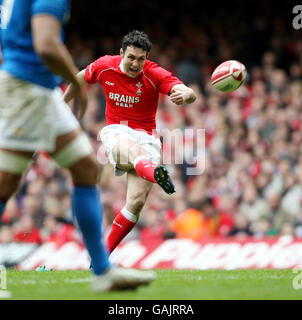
[91,266,156,292]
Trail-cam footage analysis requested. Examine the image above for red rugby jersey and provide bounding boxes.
[85,55,182,134]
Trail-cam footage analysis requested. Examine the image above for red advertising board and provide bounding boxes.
[17,236,302,270]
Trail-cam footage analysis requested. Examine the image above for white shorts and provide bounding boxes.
[99,124,162,176]
[0,71,79,152]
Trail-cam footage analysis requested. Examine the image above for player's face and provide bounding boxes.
[121,46,148,78]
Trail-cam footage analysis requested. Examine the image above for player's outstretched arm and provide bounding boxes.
[169,84,196,105]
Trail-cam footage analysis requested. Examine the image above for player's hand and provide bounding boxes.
[169,85,196,105]
[169,90,188,105]
[72,82,88,120]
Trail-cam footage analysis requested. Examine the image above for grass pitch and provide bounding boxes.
[2,269,302,300]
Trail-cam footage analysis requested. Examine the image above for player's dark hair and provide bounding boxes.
[122,30,152,53]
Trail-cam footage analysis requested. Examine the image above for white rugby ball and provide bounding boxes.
[211,60,246,92]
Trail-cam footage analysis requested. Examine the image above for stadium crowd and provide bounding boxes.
[1,1,302,245]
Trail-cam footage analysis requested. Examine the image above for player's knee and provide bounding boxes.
[69,154,101,186]
[53,133,93,169]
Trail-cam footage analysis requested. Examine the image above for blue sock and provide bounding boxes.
[72,186,110,275]
[0,200,5,225]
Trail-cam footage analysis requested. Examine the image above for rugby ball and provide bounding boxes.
[211,60,246,92]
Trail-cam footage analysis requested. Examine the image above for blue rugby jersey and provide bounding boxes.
[0,0,70,89]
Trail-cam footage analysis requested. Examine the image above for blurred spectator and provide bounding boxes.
[171,207,204,240]
[140,207,176,244]
[12,214,42,245]
[21,195,44,228]
[0,225,14,243]
[279,222,296,237]
[238,183,272,224]
[229,213,253,239]
[1,198,20,224]
[40,215,78,245]
[171,198,218,240]
[250,217,277,238]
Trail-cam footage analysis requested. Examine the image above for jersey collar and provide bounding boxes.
[119,60,126,73]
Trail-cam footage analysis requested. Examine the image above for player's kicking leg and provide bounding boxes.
[100,126,175,254]
[51,129,156,292]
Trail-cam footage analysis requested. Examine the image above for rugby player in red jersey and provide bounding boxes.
[64,30,196,253]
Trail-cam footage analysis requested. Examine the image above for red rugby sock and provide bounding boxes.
[134,156,157,183]
[106,209,137,253]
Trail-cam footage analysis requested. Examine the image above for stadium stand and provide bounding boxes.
[1,0,301,246]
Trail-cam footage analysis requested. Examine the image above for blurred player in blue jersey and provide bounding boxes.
[0,0,155,291]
